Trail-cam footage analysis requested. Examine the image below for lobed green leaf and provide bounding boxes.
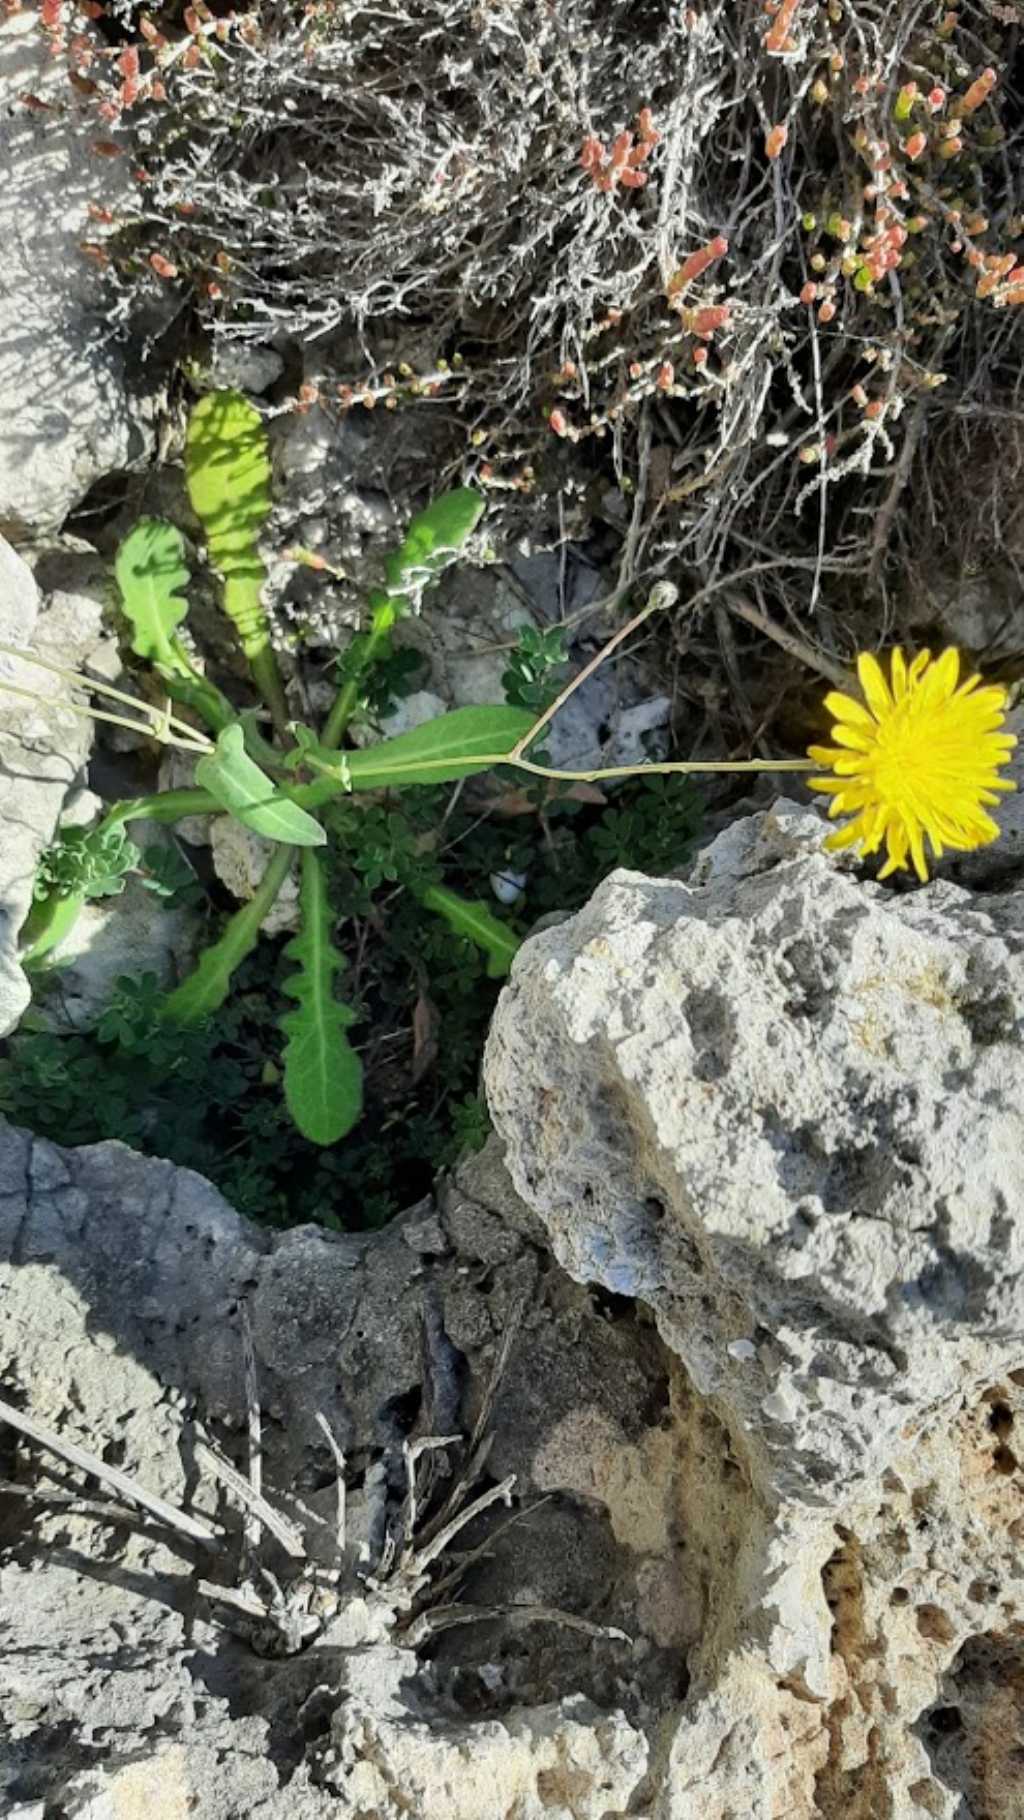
[280,849,363,1145]
[417,882,521,978]
[383,486,484,602]
[115,518,193,676]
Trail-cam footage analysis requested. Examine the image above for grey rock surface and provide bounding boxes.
[209,814,302,933]
[2,1103,1024,1815]
[485,797,1024,1509]
[0,1125,667,1816]
[0,16,155,536]
[0,540,112,1036]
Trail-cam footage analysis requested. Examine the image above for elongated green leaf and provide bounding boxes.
[281,849,362,1144]
[114,517,237,733]
[163,844,294,1025]
[196,724,326,847]
[115,518,192,674]
[384,486,484,601]
[417,883,521,978]
[305,705,535,792]
[185,389,286,725]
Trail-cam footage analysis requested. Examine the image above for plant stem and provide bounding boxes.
[98,789,220,830]
[0,641,214,738]
[20,890,87,969]
[222,578,291,738]
[162,844,296,1025]
[509,582,677,760]
[288,753,815,810]
[0,674,212,754]
[320,593,396,751]
[92,752,816,837]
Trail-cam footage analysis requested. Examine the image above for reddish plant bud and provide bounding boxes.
[90,138,123,156]
[799,280,817,303]
[927,87,946,112]
[765,122,788,159]
[619,168,647,189]
[818,299,837,323]
[656,360,675,390]
[667,234,729,297]
[960,68,997,115]
[149,252,178,279]
[765,0,800,53]
[549,408,569,436]
[610,131,632,169]
[692,345,708,367]
[118,45,139,78]
[904,131,927,159]
[690,305,730,337]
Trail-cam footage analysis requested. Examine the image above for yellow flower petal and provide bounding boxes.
[933,647,960,698]
[830,724,876,752]
[823,690,877,730]
[807,644,1015,882]
[857,652,893,718]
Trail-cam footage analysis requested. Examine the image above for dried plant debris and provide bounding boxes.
[0,1298,625,1664]
[50,0,1024,632]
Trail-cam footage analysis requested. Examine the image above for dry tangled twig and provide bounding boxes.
[43,0,1024,689]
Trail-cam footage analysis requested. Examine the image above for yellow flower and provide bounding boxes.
[808,647,1017,881]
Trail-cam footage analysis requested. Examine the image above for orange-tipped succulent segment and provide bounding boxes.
[808,647,1016,881]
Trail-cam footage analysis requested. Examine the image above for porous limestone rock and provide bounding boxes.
[485,798,1024,1510]
[28,867,200,1031]
[0,1123,665,1817]
[484,796,1024,1817]
[0,15,154,536]
[209,814,301,934]
[0,540,111,1035]
[3,1104,1024,1815]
